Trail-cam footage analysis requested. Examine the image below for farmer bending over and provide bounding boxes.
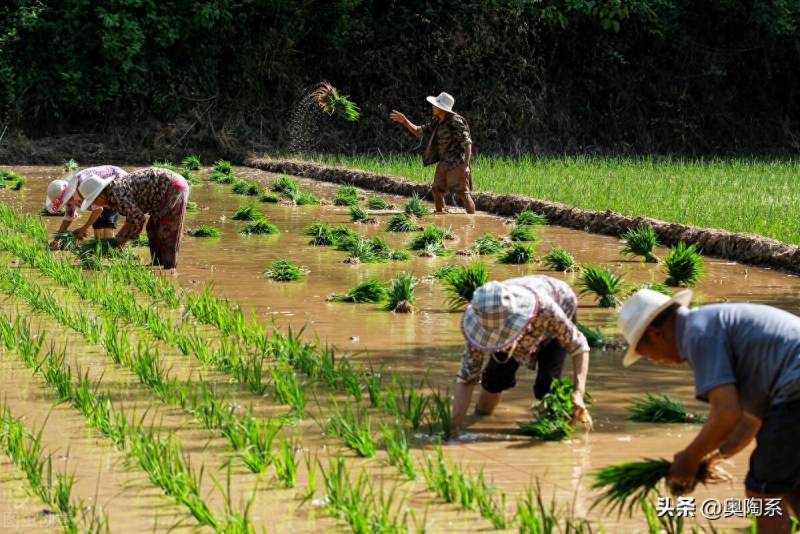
[451,275,591,438]
[78,167,189,269]
[389,92,476,214]
[619,289,800,533]
[44,165,127,250]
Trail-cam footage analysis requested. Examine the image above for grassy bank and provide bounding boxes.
[315,155,800,245]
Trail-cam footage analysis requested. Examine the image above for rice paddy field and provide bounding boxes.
[316,154,800,245]
[0,163,799,533]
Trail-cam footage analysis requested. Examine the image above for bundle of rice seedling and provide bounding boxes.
[635,281,673,296]
[333,185,360,206]
[367,236,392,258]
[336,237,382,263]
[515,211,547,226]
[331,225,358,243]
[0,170,19,181]
[266,259,306,281]
[433,265,461,280]
[179,167,202,186]
[622,225,659,263]
[385,214,420,233]
[409,226,448,251]
[185,201,199,213]
[285,190,319,205]
[63,159,79,172]
[390,250,412,261]
[303,223,336,246]
[514,379,588,441]
[213,160,233,175]
[509,225,538,242]
[385,272,417,313]
[152,161,178,172]
[577,322,608,349]
[627,394,706,424]
[40,208,64,217]
[258,192,281,203]
[209,171,236,184]
[188,224,221,238]
[329,279,388,303]
[232,205,263,221]
[367,197,391,210]
[311,81,361,122]
[350,206,370,222]
[577,264,625,308]
[271,176,299,195]
[52,231,78,250]
[498,243,536,264]
[542,247,577,272]
[181,155,202,171]
[10,176,26,190]
[439,261,489,311]
[470,234,505,255]
[592,457,729,515]
[404,193,431,218]
[664,242,705,287]
[240,219,279,235]
[76,238,129,268]
[130,237,149,247]
[232,180,261,196]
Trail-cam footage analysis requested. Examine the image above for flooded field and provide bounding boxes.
[1,164,799,533]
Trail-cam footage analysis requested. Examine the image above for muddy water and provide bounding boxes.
[5,165,800,531]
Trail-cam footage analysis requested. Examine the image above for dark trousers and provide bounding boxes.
[480,338,567,400]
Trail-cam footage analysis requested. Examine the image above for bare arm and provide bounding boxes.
[389,110,424,139]
[464,143,472,166]
[76,207,103,237]
[719,412,760,457]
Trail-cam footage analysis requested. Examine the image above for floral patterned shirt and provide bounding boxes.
[104,168,186,241]
[420,113,472,170]
[63,166,127,221]
[456,275,589,385]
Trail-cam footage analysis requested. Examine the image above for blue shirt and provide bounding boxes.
[676,304,800,417]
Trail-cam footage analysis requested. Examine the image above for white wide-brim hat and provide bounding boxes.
[45,179,69,214]
[461,281,539,352]
[618,288,693,367]
[426,92,455,113]
[79,174,115,211]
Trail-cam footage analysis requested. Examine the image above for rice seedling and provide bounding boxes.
[409,225,447,251]
[181,155,202,171]
[350,205,370,222]
[76,238,129,268]
[515,210,547,226]
[577,264,625,308]
[627,394,707,424]
[273,436,299,488]
[385,272,417,313]
[285,189,320,205]
[420,444,478,509]
[438,261,489,311]
[470,233,505,255]
[266,259,305,281]
[271,175,299,195]
[514,379,584,441]
[432,265,460,280]
[385,213,420,233]
[640,495,686,534]
[390,250,412,261]
[592,457,729,515]
[52,230,79,250]
[542,246,577,271]
[509,224,539,242]
[576,322,608,349]
[210,170,236,184]
[621,225,659,263]
[404,193,432,218]
[186,201,199,213]
[324,399,377,458]
[0,170,19,181]
[312,81,361,122]
[363,367,383,408]
[231,205,263,221]
[664,241,705,287]
[303,222,335,246]
[428,388,453,440]
[498,243,536,264]
[317,456,372,531]
[367,196,391,209]
[187,224,221,237]
[63,159,80,172]
[380,422,416,480]
[239,219,279,235]
[271,365,306,416]
[153,160,178,172]
[331,225,358,243]
[383,375,428,430]
[39,208,64,217]
[180,167,202,186]
[337,236,383,264]
[232,180,261,196]
[10,175,26,190]
[214,159,233,175]
[258,191,280,203]
[635,281,674,295]
[516,484,560,534]
[211,465,258,533]
[333,185,360,206]
[329,278,388,303]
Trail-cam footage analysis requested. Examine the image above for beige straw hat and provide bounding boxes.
[426,92,455,113]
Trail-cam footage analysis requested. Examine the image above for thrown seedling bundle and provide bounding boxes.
[232,180,261,196]
[515,210,547,226]
[386,272,417,313]
[410,225,451,256]
[634,281,673,296]
[514,379,589,441]
[209,159,235,183]
[404,193,432,218]
[664,242,705,287]
[350,205,375,224]
[627,394,706,424]
[231,205,263,221]
[576,322,609,349]
[577,264,625,307]
[498,243,536,264]
[509,224,538,242]
[75,238,130,268]
[311,81,361,122]
[367,197,392,210]
[240,219,279,235]
[621,225,659,263]
[470,234,505,255]
[329,278,388,303]
[266,259,306,281]
[188,224,221,238]
[62,158,79,172]
[259,191,280,203]
[186,201,199,213]
[0,170,26,191]
[304,222,336,246]
[385,214,420,233]
[542,246,577,272]
[181,155,202,171]
[438,261,489,311]
[333,185,360,206]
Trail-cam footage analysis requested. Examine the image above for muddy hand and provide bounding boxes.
[570,391,593,430]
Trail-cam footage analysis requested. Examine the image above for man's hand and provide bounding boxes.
[49,239,60,251]
[113,238,128,250]
[570,390,593,430]
[668,449,702,495]
[389,110,408,125]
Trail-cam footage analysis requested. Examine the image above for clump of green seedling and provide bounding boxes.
[515,210,547,226]
[385,272,417,313]
[258,191,280,203]
[433,265,460,280]
[385,213,420,233]
[516,484,568,534]
[367,197,391,209]
[577,322,608,349]
[239,219,279,235]
[270,176,299,195]
[329,278,388,303]
[186,201,199,213]
[313,82,361,122]
[634,281,673,296]
[180,167,202,186]
[428,388,453,440]
[380,422,416,480]
[210,166,236,183]
[664,241,705,287]
[409,225,448,251]
[333,185,360,206]
[324,399,376,458]
[498,243,536,264]
[383,375,428,430]
[303,222,335,246]
[273,436,299,488]
[509,224,538,242]
[232,180,261,196]
[271,365,306,416]
[76,238,129,269]
[627,394,707,424]
[317,456,372,530]
[266,259,306,281]
[63,159,80,172]
[231,205,263,221]
[285,189,320,205]
[404,193,432,218]
[577,264,625,307]
[622,225,659,263]
[40,208,64,217]
[542,246,577,271]
[438,261,489,311]
[350,205,373,223]
[52,230,79,250]
[214,159,233,175]
[514,379,587,441]
[182,155,202,171]
[470,233,505,255]
[153,161,178,172]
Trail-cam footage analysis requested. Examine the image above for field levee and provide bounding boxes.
[246,156,800,275]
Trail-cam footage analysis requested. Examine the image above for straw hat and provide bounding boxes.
[618,288,693,367]
[79,174,115,211]
[461,281,539,352]
[426,92,455,113]
[45,180,69,214]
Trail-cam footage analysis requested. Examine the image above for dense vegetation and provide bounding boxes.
[2,1,799,155]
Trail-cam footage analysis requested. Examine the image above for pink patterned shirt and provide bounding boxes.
[62,166,128,221]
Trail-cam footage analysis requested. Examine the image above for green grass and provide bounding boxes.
[438,261,489,311]
[664,241,705,287]
[385,272,417,313]
[385,213,420,232]
[188,224,221,238]
[231,205,263,221]
[315,154,800,245]
[329,278,388,303]
[577,264,625,307]
[621,225,659,263]
[498,243,536,264]
[542,246,577,271]
[404,192,432,218]
[266,259,305,281]
[627,394,707,424]
[239,219,278,235]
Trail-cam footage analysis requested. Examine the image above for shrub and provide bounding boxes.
[266,259,305,281]
[542,246,577,271]
[577,264,625,307]
[187,225,220,237]
[621,225,659,263]
[664,242,704,287]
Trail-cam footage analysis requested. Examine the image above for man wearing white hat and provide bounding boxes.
[451,275,591,438]
[619,289,800,533]
[389,92,476,214]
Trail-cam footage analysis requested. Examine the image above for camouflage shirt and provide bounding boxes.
[420,113,472,170]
